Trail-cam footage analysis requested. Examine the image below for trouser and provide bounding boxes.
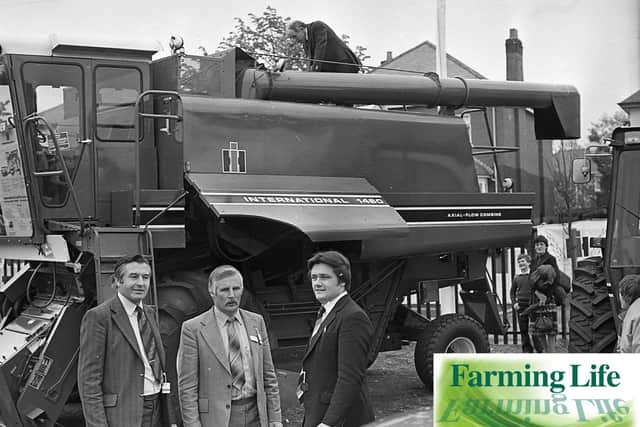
[532,333,557,353]
[517,307,533,352]
[229,396,260,427]
[141,393,161,427]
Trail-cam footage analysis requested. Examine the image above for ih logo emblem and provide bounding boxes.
[222,141,246,173]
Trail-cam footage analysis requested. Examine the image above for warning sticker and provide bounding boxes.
[29,356,53,389]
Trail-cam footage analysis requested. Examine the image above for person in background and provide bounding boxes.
[510,253,534,353]
[286,20,361,73]
[618,274,640,353]
[177,265,282,427]
[532,234,570,331]
[297,251,374,427]
[524,264,558,352]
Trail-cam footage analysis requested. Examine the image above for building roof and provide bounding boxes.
[371,40,486,79]
[619,89,640,112]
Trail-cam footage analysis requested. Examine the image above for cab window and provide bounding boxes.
[95,66,142,142]
[22,62,84,207]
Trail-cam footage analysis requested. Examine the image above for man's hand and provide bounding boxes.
[513,302,519,311]
[317,424,331,427]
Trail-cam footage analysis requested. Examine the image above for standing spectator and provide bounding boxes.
[510,253,533,352]
[297,251,374,427]
[532,234,570,330]
[618,274,640,353]
[176,265,282,427]
[286,20,361,73]
[524,265,558,352]
[78,255,170,427]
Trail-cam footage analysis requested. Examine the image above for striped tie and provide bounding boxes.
[226,317,245,393]
[313,306,326,335]
[135,306,161,381]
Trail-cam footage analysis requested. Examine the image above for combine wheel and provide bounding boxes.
[414,313,489,390]
[569,257,617,353]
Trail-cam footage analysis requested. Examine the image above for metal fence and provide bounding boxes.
[403,247,569,345]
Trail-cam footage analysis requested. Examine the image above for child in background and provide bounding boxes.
[510,253,533,353]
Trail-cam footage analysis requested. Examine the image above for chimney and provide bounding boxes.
[380,51,393,66]
[505,28,523,81]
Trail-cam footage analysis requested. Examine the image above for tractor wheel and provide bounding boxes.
[569,257,617,353]
[414,313,489,390]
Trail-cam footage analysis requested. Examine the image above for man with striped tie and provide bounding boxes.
[177,265,282,427]
[78,255,168,427]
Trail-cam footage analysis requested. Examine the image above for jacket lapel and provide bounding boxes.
[303,295,349,361]
[240,310,262,380]
[200,309,231,374]
[110,296,144,361]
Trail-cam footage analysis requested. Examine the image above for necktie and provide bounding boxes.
[135,306,161,382]
[226,317,245,393]
[313,306,326,335]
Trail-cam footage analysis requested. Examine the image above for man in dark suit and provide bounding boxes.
[177,265,282,427]
[298,251,374,427]
[78,254,168,427]
[287,20,361,73]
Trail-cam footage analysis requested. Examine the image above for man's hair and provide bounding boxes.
[112,254,149,286]
[517,253,531,264]
[287,20,306,31]
[307,251,352,290]
[619,274,640,306]
[208,265,243,294]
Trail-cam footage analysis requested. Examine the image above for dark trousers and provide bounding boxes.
[141,394,161,427]
[517,307,533,353]
[229,396,260,427]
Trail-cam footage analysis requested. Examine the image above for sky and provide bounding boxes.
[1,0,638,141]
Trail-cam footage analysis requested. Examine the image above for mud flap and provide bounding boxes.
[459,277,508,335]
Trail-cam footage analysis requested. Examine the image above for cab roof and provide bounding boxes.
[0,33,162,61]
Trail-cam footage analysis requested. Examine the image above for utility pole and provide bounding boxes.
[436,0,447,78]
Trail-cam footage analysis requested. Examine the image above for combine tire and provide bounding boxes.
[414,313,489,390]
[569,257,617,353]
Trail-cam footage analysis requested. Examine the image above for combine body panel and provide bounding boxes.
[0,41,581,426]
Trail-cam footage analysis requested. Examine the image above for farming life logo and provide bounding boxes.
[434,354,637,426]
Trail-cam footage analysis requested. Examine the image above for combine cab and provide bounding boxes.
[0,37,580,426]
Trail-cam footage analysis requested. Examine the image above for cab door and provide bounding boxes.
[13,56,96,221]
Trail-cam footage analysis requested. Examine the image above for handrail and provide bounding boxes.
[24,115,85,232]
[132,90,183,226]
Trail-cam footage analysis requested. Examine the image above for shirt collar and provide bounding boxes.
[214,305,242,325]
[322,291,347,314]
[118,292,142,316]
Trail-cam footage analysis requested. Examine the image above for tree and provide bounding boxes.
[547,140,597,264]
[216,6,369,71]
[587,110,630,213]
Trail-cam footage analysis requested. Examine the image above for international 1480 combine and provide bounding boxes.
[0,36,579,426]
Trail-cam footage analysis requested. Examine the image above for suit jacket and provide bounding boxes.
[177,308,282,427]
[301,295,374,427]
[305,21,361,73]
[78,296,166,427]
